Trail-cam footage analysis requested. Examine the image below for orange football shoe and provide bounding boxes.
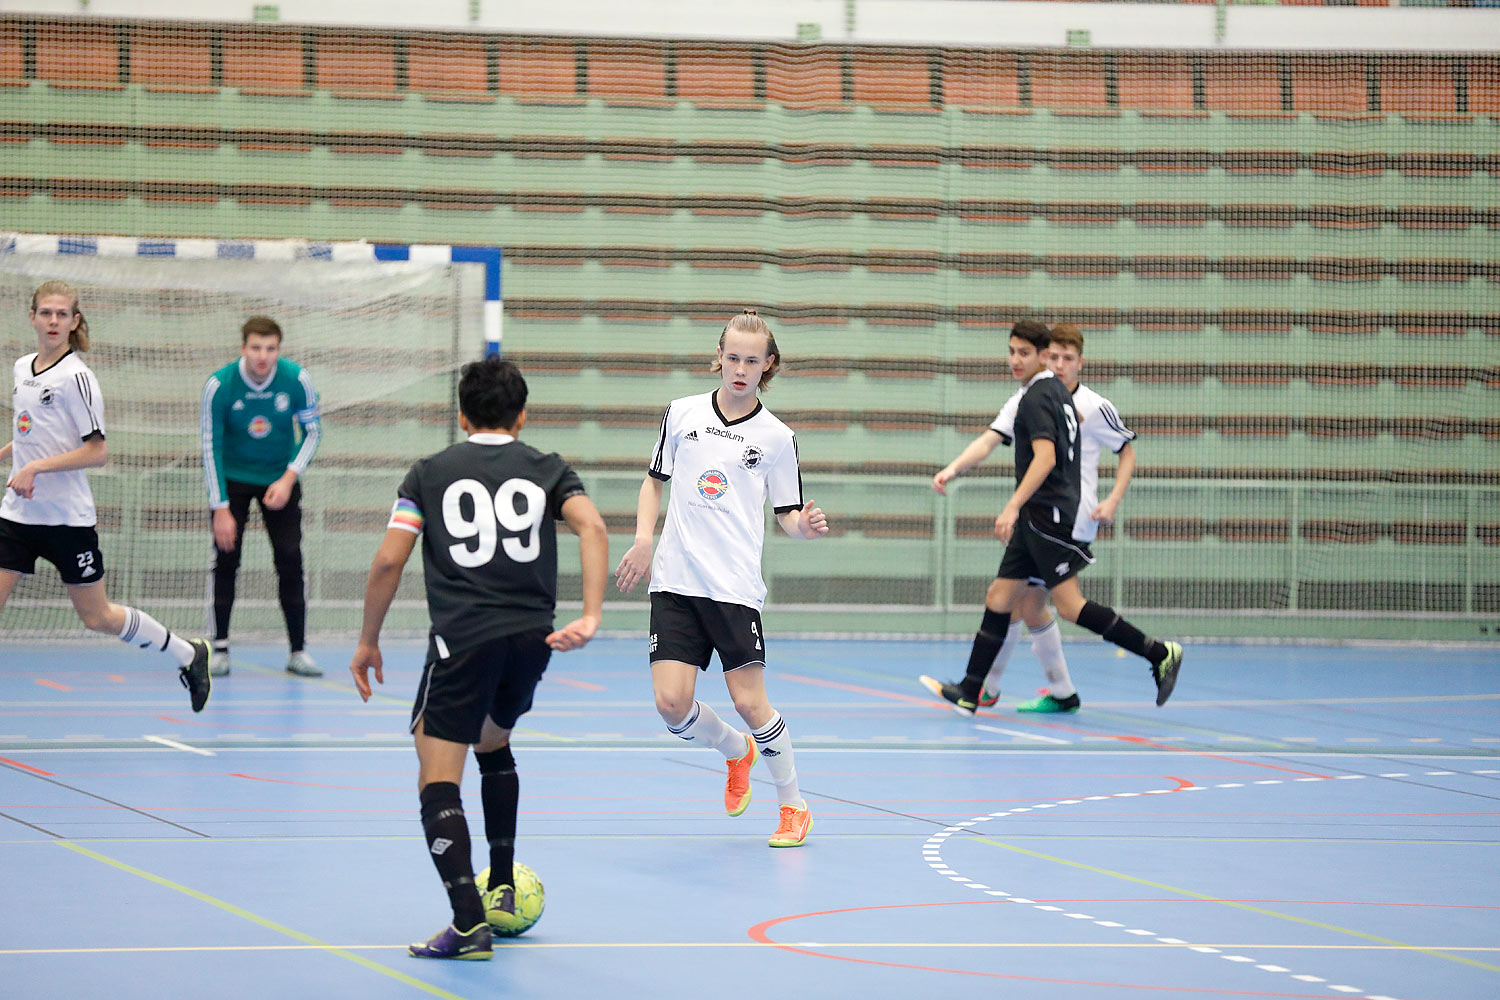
[724,734,757,816]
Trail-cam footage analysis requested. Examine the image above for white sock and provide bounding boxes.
[752,712,803,808]
[982,620,1023,692]
[1030,618,1076,698]
[118,607,195,667]
[667,700,747,759]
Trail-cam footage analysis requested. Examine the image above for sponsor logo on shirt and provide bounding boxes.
[696,469,730,500]
[740,444,763,470]
[15,411,32,435]
[274,392,290,413]
[248,415,272,439]
[706,425,744,443]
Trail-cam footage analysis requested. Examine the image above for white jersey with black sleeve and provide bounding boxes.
[3,351,105,527]
[1069,383,1136,544]
[647,391,803,611]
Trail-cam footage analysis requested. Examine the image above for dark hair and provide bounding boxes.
[459,356,528,430]
[711,310,781,390]
[1009,319,1052,351]
[242,316,283,344]
[1049,323,1084,354]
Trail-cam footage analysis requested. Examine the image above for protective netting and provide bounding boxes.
[1,17,1496,640]
[0,241,477,637]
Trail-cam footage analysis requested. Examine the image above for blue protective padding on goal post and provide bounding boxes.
[1,234,503,357]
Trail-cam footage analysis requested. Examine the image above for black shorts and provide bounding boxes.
[409,628,552,744]
[0,517,105,585]
[649,591,766,672]
[996,513,1094,589]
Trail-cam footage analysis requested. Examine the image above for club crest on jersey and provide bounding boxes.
[274,392,290,412]
[15,411,32,435]
[696,469,730,501]
[739,444,763,470]
[248,415,272,439]
[38,386,55,407]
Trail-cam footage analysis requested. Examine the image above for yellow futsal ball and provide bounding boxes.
[476,862,545,936]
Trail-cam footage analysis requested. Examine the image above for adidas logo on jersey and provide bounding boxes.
[684,430,698,441]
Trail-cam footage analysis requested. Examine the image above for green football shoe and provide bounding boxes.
[1016,693,1081,714]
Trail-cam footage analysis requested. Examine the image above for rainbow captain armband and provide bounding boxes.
[388,497,424,535]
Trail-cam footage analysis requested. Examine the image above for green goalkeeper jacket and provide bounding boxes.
[201,357,321,509]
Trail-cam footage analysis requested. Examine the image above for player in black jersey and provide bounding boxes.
[929,321,1182,715]
[349,357,608,960]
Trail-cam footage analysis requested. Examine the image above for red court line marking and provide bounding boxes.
[229,773,406,792]
[0,756,55,776]
[748,901,1352,996]
[1032,898,1500,910]
[107,674,126,683]
[779,672,1330,779]
[34,679,73,692]
[549,677,606,691]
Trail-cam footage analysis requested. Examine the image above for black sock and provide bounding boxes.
[1075,600,1167,665]
[419,781,484,929]
[476,745,518,888]
[962,608,1011,699]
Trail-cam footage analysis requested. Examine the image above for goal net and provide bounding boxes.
[0,235,486,638]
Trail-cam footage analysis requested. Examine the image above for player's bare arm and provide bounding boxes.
[777,499,829,539]
[1091,440,1136,524]
[0,441,10,464]
[933,429,1003,494]
[549,493,608,651]
[349,527,418,701]
[6,436,107,499]
[995,437,1056,542]
[614,476,663,592]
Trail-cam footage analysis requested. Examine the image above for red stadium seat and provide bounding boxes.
[1117,53,1199,114]
[316,32,399,97]
[674,43,758,105]
[586,41,669,104]
[35,19,121,89]
[222,27,306,93]
[1030,52,1112,113]
[764,45,845,108]
[1468,55,1500,117]
[1379,55,1458,119]
[1203,53,1285,115]
[497,38,579,100]
[942,50,1025,112]
[852,49,935,110]
[408,36,491,97]
[1,20,26,84]
[1291,54,1373,116]
[131,25,215,91]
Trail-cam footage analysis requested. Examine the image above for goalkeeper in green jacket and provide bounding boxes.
[201,316,322,678]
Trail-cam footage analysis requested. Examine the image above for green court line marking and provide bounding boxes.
[54,841,472,1000]
[967,834,1500,973]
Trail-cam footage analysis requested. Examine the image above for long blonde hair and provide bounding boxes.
[30,280,90,353]
[712,310,781,390]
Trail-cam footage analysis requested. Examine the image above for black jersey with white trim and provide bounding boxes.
[1013,371,1081,525]
[388,434,586,655]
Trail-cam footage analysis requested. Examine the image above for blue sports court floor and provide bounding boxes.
[1,636,1496,999]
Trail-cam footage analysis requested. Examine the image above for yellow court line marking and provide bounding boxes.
[54,842,471,1000]
[4,942,1500,956]
[969,835,1500,973]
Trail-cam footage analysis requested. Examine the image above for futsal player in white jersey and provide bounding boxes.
[615,311,828,848]
[923,324,1138,713]
[1,281,212,710]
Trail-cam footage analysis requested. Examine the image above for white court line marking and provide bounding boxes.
[973,724,1070,744]
[914,769,1497,1000]
[142,735,214,757]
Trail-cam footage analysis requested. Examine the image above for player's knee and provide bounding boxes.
[475,744,515,776]
[654,689,692,724]
[76,604,114,633]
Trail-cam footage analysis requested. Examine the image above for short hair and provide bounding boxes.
[242,316,283,344]
[1009,319,1052,351]
[712,310,781,390]
[1048,323,1084,354]
[30,280,90,353]
[459,356,528,430]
